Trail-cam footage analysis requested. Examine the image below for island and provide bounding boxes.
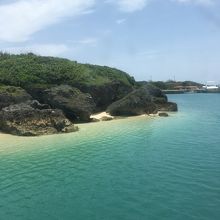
[0,53,177,136]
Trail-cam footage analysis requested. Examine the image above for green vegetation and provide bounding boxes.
[0,52,203,93]
[0,53,135,89]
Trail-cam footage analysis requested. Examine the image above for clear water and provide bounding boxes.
[0,94,220,220]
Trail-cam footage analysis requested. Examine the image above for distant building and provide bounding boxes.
[174,85,199,91]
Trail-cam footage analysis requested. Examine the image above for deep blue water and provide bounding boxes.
[0,93,220,220]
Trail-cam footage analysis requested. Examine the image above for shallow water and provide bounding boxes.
[0,94,220,220]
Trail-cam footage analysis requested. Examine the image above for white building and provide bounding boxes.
[202,81,219,90]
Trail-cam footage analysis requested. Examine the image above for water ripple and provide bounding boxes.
[0,94,220,220]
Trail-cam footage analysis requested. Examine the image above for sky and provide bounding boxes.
[0,0,220,83]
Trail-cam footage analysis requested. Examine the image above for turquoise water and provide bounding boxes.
[0,94,220,220]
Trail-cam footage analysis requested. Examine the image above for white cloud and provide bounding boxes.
[0,0,215,45]
[0,0,95,43]
[2,44,69,56]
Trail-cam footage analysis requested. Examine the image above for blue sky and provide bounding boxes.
[0,0,220,83]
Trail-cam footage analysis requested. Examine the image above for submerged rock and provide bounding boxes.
[40,85,96,122]
[0,101,78,136]
[0,86,32,109]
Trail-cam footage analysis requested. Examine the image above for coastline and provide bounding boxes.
[0,109,177,140]
[0,113,159,138]
[0,110,179,156]
[0,114,157,153]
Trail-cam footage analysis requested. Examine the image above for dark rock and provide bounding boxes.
[158,112,169,117]
[29,100,50,110]
[157,102,178,112]
[40,85,96,122]
[0,101,78,136]
[143,84,177,112]
[145,84,168,102]
[27,81,133,113]
[107,84,178,116]
[26,84,50,103]
[0,86,32,109]
[136,82,168,102]
[107,86,157,116]
[77,81,133,111]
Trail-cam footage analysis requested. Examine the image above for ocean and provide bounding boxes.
[0,93,220,220]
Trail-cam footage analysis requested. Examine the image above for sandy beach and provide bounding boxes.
[90,111,158,121]
[90,112,114,120]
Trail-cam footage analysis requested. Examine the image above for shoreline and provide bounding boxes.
[0,112,161,138]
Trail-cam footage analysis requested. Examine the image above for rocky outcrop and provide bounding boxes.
[77,81,133,111]
[157,102,178,112]
[138,83,177,112]
[107,86,158,116]
[0,86,32,109]
[0,100,78,136]
[107,84,177,116]
[0,81,178,136]
[40,85,96,122]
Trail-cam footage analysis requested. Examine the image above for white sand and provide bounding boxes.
[90,111,159,121]
[90,112,114,120]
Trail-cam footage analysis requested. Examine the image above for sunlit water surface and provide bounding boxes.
[0,94,220,220]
